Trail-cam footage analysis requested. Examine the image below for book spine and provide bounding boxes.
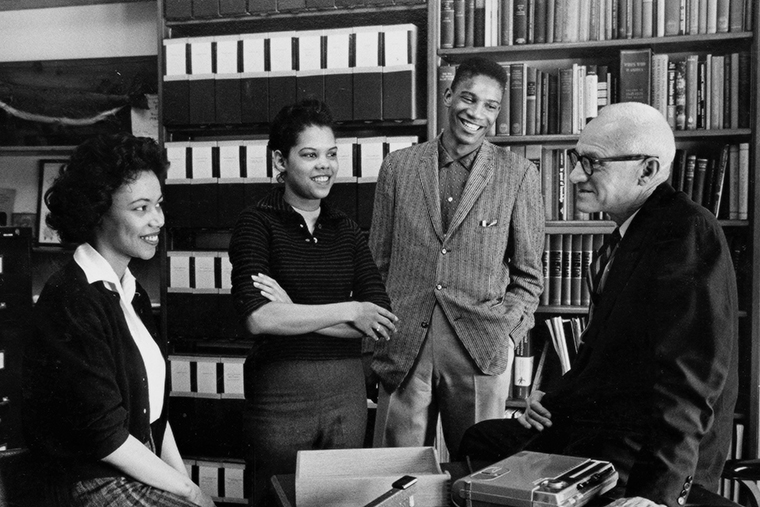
[549,234,563,306]
[685,54,698,130]
[514,0,529,43]
[584,65,599,123]
[697,58,707,129]
[571,235,583,306]
[564,0,581,41]
[729,144,739,219]
[632,0,643,38]
[692,158,708,205]
[689,0,700,34]
[723,55,731,128]
[561,234,573,306]
[675,60,686,130]
[466,0,476,46]
[737,52,751,128]
[454,0,466,47]
[664,0,681,34]
[437,65,457,134]
[526,66,538,135]
[738,143,749,219]
[475,0,487,46]
[683,154,696,198]
[559,67,574,134]
[496,66,512,135]
[699,0,708,33]
[546,0,556,42]
[716,0,730,32]
[652,54,669,119]
[581,234,593,306]
[441,0,455,48]
[619,48,652,104]
[707,0,718,33]
[642,0,654,37]
[553,0,566,41]
[535,0,548,43]
[511,63,526,135]
[513,332,535,399]
[541,234,551,304]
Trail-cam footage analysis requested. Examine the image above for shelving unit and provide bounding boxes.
[156,1,429,503]
[428,0,760,461]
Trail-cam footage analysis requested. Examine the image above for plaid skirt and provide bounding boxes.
[63,437,199,507]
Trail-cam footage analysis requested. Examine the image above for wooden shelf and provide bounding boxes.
[440,32,754,62]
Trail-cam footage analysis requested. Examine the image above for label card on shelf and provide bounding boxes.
[222,357,245,397]
[197,461,220,499]
[215,35,240,74]
[164,38,188,76]
[190,37,214,75]
[194,252,217,290]
[165,142,189,181]
[298,30,324,71]
[242,33,267,73]
[169,356,193,394]
[326,28,352,70]
[354,26,382,68]
[243,140,271,180]
[218,142,243,180]
[191,142,216,181]
[358,137,386,182]
[168,252,191,289]
[196,359,219,395]
[269,31,295,72]
[383,24,417,67]
[220,252,233,291]
[336,137,357,181]
[224,463,246,500]
[387,136,418,154]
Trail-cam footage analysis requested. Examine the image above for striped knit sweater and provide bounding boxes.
[229,187,391,365]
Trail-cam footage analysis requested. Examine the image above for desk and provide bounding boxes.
[271,462,473,507]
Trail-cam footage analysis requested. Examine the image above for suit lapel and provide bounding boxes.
[585,184,672,335]
[447,142,495,234]
[416,142,444,241]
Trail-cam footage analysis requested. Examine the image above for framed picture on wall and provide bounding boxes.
[37,160,65,246]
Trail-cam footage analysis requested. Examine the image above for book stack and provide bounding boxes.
[440,0,752,48]
[545,316,586,374]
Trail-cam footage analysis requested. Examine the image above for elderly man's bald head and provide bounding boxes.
[582,102,676,180]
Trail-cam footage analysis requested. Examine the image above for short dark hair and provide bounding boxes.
[45,133,166,245]
[268,99,335,158]
[450,57,508,92]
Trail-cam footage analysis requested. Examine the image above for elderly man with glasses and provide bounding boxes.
[460,102,739,507]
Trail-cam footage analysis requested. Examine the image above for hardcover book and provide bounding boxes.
[619,48,652,104]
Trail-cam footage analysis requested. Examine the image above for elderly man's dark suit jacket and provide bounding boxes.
[539,182,738,506]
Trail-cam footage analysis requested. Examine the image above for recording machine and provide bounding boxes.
[452,451,619,507]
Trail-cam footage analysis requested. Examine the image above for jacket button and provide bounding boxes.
[678,498,685,505]
[441,248,447,254]
[421,322,429,328]
[143,409,147,414]
[436,284,443,290]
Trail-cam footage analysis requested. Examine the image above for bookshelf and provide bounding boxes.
[157,0,429,503]
[428,0,760,469]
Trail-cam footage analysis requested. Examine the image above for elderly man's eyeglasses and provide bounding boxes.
[567,149,659,176]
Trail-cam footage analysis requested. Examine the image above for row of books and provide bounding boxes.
[541,233,603,307]
[168,251,232,292]
[670,144,750,219]
[517,145,605,221]
[163,25,418,124]
[165,136,418,183]
[165,0,423,20]
[628,49,752,131]
[511,316,587,398]
[182,457,246,504]
[170,355,245,399]
[440,0,752,48]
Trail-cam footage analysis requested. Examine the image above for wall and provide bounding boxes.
[0,1,157,62]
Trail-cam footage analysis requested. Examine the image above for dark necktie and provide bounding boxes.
[587,228,621,305]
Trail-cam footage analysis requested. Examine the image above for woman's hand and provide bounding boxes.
[352,301,399,342]
[518,390,552,431]
[187,484,217,507]
[252,273,292,303]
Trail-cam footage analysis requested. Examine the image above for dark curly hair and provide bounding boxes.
[450,56,508,92]
[268,100,334,183]
[45,133,167,245]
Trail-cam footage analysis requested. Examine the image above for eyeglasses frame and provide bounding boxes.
[567,148,659,176]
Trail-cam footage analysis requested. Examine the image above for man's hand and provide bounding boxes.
[518,390,552,431]
[605,497,665,507]
[252,273,293,303]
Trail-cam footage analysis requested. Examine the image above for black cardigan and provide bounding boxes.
[22,259,168,481]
